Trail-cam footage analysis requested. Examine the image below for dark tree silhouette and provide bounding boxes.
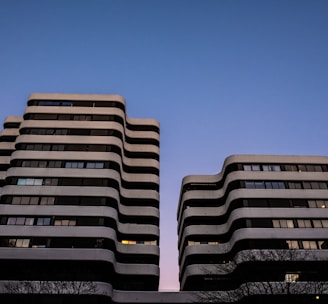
[195,249,328,303]
[4,280,97,295]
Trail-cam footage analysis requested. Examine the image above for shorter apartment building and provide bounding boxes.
[178,155,328,303]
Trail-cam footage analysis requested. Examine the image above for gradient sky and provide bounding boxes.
[1,0,328,291]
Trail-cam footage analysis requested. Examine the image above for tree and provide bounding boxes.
[4,280,97,295]
[195,249,328,303]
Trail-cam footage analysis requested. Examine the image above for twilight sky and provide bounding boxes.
[1,0,328,291]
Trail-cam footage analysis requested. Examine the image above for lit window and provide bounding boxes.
[274,219,294,228]
[287,240,299,249]
[9,239,30,248]
[285,273,299,283]
[302,241,318,249]
[121,240,137,245]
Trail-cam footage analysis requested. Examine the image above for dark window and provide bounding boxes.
[288,182,302,189]
[269,199,290,207]
[247,199,269,207]
[293,200,308,208]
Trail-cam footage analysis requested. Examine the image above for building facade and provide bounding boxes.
[1,94,328,303]
[178,155,328,302]
[0,93,160,303]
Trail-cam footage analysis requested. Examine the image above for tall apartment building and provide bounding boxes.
[0,93,160,303]
[178,155,328,303]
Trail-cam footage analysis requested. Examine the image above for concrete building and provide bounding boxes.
[178,154,328,302]
[1,94,328,303]
[0,93,163,303]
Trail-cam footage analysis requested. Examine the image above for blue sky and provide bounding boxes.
[1,0,328,291]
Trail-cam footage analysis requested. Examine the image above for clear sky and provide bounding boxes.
[1,0,328,291]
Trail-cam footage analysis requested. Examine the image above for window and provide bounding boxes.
[303,182,311,189]
[314,165,324,172]
[272,219,294,228]
[43,178,58,186]
[121,240,137,245]
[298,165,306,172]
[36,218,51,226]
[269,199,290,208]
[285,273,299,283]
[48,160,62,168]
[52,144,64,151]
[7,217,34,225]
[243,164,260,171]
[297,219,312,228]
[288,182,302,189]
[38,101,72,107]
[302,241,318,249]
[31,238,48,248]
[247,199,269,207]
[38,161,47,168]
[54,219,76,226]
[287,240,299,249]
[303,182,328,189]
[42,144,51,151]
[308,200,328,208]
[40,197,55,205]
[245,181,285,189]
[121,240,157,245]
[9,239,30,248]
[17,178,43,186]
[70,129,89,136]
[54,129,68,135]
[21,160,47,168]
[86,162,104,169]
[90,129,108,136]
[73,115,91,121]
[12,196,39,205]
[271,182,285,189]
[263,165,281,171]
[284,165,298,172]
[244,164,281,171]
[245,181,263,189]
[313,220,328,228]
[65,162,84,169]
[144,240,156,245]
[293,200,308,208]
[187,240,220,246]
